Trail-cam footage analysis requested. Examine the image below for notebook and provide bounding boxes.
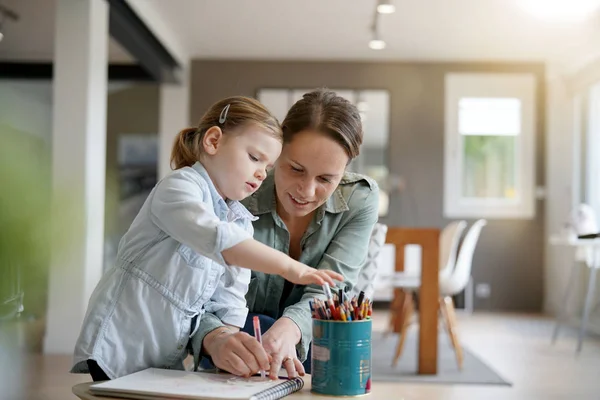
[89,368,304,400]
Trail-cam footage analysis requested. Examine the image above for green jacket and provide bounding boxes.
[194,171,379,361]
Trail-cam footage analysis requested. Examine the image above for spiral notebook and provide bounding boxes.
[89,368,304,400]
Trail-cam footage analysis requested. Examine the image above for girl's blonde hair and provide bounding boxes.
[171,96,282,170]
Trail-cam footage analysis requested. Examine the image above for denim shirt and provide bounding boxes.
[194,171,379,361]
[71,162,256,379]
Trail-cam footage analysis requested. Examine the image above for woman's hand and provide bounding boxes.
[282,261,343,287]
[202,327,271,377]
[261,317,305,379]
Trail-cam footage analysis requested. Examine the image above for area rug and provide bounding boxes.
[371,331,511,385]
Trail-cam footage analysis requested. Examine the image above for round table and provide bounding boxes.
[72,374,401,399]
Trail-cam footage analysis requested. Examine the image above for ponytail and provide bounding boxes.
[170,128,200,170]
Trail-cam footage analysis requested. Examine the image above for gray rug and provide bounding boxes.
[371,331,510,386]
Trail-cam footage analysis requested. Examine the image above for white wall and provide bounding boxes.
[544,63,600,333]
[125,0,188,68]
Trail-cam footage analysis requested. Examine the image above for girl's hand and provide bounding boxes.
[203,328,271,377]
[282,261,343,287]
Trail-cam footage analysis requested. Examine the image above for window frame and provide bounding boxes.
[444,73,536,219]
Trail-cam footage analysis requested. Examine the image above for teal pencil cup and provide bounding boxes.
[311,319,372,396]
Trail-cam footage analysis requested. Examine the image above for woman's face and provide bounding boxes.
[274,130,350,219]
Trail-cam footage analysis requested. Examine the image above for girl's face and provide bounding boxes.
[203,125,282,201]
[274,130,349,219]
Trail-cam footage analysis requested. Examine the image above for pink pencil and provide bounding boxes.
[253,316,266,379]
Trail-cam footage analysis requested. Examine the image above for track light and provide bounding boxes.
[368,15,386,50]
[377,0,395,14]
[0,3,19,43]
[368,0,392,49]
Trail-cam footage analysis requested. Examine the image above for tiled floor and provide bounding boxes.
[2,311,600,400]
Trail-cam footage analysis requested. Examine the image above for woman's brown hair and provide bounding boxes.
[171,96,281,170]
[281,89,363,160]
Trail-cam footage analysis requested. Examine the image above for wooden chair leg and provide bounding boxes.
[392,293,414,366]
[442,296,463,369]
[385,289,406,336]
[384,299,396,337]
[439,297,453,346]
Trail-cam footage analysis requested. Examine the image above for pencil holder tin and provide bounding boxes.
[311,319,372,396]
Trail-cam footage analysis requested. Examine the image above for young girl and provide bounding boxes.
[71,96,342,381]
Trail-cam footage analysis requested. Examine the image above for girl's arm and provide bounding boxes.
[150,169,342,287]
[221,239,342,286]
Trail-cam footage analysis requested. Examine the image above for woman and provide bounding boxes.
[195,89,379,379]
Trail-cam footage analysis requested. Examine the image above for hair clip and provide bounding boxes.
[219,104,231,124]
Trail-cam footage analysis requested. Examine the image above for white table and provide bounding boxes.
[549,235,600,352]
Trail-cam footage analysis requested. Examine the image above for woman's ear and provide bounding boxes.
[202,126,224,155]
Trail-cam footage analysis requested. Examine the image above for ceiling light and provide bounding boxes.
[377,0,396,14]
[369,23,386,50]
[519,0,600,22]
[369,38,386,50]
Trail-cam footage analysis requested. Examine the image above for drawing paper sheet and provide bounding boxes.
[90,368,295,400]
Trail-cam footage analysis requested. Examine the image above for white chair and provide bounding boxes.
[351,223,388,299]
[390,219,487,369]
[440,219,487,299]
[386,220,467,333]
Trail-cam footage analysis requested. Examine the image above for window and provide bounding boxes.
[444,74,536,219]
[257,88,391,217]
